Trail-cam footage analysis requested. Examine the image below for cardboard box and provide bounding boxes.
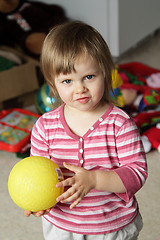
[0,46,40,103]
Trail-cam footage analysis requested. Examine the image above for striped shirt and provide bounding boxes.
[31,103,147,234]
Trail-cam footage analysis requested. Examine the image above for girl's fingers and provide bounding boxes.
[63,162,82,173]
[70,196,83,209]
[33,210,44,217]
[57,185,76,202]
[24,210,32,217]
[56,175,75,188]
[59,190,82,203]
[25,209,51,217]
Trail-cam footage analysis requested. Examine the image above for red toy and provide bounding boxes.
[118,62,160,153]
[0,108,40,152]
[142,125,160,153]
[133,110,160,152]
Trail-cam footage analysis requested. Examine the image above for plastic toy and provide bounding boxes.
[35,83,61,114]
[0,108,40,152]
[8,156,64,212]
[110,68,125,107]
[139,89,160,112]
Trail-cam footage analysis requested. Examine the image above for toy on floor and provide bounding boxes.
[8,156,64,212]
[118,62,160,110]
[35,83,61,114]
[133,110,160,153]
[0,108,40,152]
[117,62,160,153]
[141,124,160,153]
[110,68,125,107]
[0,0,68,57]
[138,89,160,112]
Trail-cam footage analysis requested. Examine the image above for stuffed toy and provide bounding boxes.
[116,62,160,153]
[118,62,160,110]
[141,124,160,153]
[132,108,160,153]
[0,0,68,58]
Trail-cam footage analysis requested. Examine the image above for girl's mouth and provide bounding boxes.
[76,97,89,104]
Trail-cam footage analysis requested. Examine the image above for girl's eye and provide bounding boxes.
[63,79,72,84]
[85,75,94,80]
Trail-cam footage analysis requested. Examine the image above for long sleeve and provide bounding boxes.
[113,118,147,202]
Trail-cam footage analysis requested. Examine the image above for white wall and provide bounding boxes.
[118,0,160,55]
[32,0,160,57]
[36,0,109,45]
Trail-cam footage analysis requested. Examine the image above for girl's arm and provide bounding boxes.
[56,162,126,209]
[93,169,126,193]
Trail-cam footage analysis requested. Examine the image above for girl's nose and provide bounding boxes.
[75,81,87,93]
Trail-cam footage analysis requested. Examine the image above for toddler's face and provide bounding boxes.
[54,56,105,113]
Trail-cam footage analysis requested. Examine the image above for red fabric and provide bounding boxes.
[119,62,160,93]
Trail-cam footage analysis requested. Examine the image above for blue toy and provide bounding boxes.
[35,83,60,114]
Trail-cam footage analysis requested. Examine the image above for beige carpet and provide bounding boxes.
[1,31,160,240]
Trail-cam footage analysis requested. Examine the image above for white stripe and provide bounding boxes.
[74,198,121,207]
[85,152,117,159]
[59,199,134,217]
[31,141,48,151]
[118,125,136,135]
[118,147,143,158]
[133,168,146,185]
[117,137,140,147]
[89,130,114,137]
[52,153,78,160]
[47,134,73,140]
[36,124,46,139]
[111,108,130,118]
[49,205,135,226]
[32,130,44,141]
[87,191,111,196]
[84,142,108,148]
[85,163,118,170]
[43,113,60,119]
[44,124,63,130]
[50,144,78,149]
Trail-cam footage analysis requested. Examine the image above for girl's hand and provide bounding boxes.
[24,208,51,217]
[56,162,95,209]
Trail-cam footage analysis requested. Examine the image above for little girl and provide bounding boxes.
[25,21,147,240]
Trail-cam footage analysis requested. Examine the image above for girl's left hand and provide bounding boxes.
[56,162,95,209]
[24,209,51,217]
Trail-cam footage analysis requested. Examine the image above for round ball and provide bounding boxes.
[8,156,64,212]
[35,83,61,114]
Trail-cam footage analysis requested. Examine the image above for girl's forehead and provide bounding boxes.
[74,54,95,63]
[53,53,101,78]
[55,57,100,80]
[74,56,97,69]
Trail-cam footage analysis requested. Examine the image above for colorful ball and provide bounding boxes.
[35,83,61,114]
[8,156,64,212]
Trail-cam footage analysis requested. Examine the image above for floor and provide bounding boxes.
[1,31,160,240]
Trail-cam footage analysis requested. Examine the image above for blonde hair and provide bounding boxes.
[41,21,115,103]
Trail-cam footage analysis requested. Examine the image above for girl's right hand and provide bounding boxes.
[24,209,51,217]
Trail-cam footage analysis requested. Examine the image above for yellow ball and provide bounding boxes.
[8,156,64,212]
